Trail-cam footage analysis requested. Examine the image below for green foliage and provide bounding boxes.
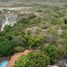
[64,18,67,24]
[0,3,67,67]
[13,51,50,67]
[14,46,25,52]
[42,45,57,65]
[24,35,43,48]
[0,37,14,57]
[14,55,29,67]
[64,4,67,8]
[56,45,66,58]
[27,51,50,67]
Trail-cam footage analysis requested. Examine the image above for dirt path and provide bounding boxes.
[6,50,32,67]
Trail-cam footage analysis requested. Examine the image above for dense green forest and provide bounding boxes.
[0,0,67,67]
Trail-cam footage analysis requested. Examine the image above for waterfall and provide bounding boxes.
[0,8,17,31]
[1,12,9,31]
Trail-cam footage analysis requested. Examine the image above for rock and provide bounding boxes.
[48,65,59,67]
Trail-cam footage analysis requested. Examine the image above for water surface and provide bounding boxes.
[0,60,8,67]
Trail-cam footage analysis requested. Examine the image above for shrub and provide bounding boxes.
[0,37,14,57]
[28,36,42,48]
[42,45,57,65]
[64,4,67,8]
[64,18,67,24]
[57,43,67,58]
[57,45,66,58]
[13,51,50,67]
[14,46,25,52]
[23,35,44,49]
[27,51,50,67]
[14,55,29,67]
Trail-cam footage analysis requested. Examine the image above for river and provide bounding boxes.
[0,60,8,67]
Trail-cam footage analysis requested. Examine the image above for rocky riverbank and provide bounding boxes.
[0,57,10,62]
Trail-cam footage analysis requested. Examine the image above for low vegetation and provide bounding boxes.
[13,50,50,67]
[0,1,67,66]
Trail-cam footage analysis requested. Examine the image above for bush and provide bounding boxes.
[23,35,44,49]
[0,37,14,57]
[14,46,25,52]
[64,4,67,8]
[57,45,66,58]
[28,36,42,48]
[13,51,50,67]
[14,55,29,67]
[64,18,67,24]
[42,45,57,65]
[17,13,36,24]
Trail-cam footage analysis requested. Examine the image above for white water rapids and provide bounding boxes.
[0,8,17,31]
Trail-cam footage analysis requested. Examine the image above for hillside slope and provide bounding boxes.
[0,0,67,7]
